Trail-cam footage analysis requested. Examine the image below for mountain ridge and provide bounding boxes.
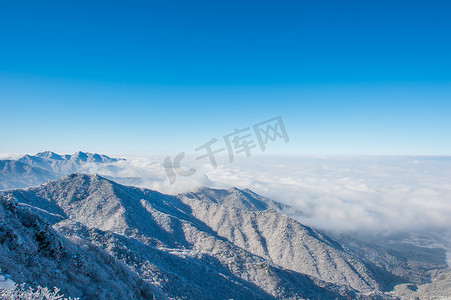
[2,173,448,299]
[1,173,419,299]
[0,151,123,190]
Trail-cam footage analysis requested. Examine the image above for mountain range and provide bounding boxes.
[0,152,449,299]
[0,151,122,190]
[1,172,449,299]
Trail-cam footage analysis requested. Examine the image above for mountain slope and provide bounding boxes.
[0,194,160,299]
[0,160,58,190]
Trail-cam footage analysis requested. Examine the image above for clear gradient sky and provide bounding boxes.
[0,1,450,155]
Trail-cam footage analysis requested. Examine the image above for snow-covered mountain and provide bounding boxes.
[2,173,447,299]
[0,174,360,299]
[181,188,384,292]
[0,151,122,190]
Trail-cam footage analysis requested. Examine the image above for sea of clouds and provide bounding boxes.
[78,154,451,237]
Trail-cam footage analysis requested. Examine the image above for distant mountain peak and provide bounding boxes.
[35,151,63,160]
[71,151,89,160]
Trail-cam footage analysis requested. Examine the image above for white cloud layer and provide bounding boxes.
[0,153,23,160]
[79,154,451,236]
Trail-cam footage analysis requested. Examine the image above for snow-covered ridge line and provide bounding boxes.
[0,151,123,190]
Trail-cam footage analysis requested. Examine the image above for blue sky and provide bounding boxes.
[0,0,450,155]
